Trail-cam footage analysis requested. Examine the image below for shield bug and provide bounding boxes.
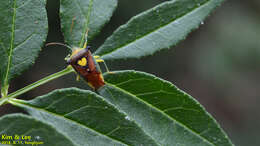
[67,45,105,90]
[46,30,109,90]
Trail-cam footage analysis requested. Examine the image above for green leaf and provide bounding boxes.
[98,70,233,146]
[60,0,117,47]
[0,0,48,96]
[95,0,224,60]
[0,114,74,146]
[9,88,159,146]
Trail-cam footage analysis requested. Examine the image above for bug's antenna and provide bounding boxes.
[45,42,73,50]
[83,29,89,49]
[70,16,76,34]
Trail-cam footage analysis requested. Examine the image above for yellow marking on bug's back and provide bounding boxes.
[78,57,87,66]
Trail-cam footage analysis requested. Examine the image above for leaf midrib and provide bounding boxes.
[105,83,216,146]
[3,0,17,91]
[98,0,210,57]
[73,0,93,47]
[102,86,162,146]
[9,98,128,146]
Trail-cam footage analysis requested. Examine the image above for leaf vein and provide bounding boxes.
[73,0,93,47]
[44,97,66,110]
[13,33,35,52]
[64,105,106,117]
[106,126,121,136]
[103,87,162,146]
[107,83,215,146]
[3,0,17,91]
[16,0,33,9]
[163,107,200,113]
[9,99,128,146]
[99,0,210,57]
[115,78,150,86]
[0,120,17,134]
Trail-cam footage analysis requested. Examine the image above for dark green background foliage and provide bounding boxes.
[0,0,259,145]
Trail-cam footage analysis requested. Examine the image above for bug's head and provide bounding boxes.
[85,46,91,51]
[66,46,90,65]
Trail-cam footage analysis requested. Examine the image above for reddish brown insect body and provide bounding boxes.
[67,46,105,90]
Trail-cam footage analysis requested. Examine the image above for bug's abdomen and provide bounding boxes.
[85,71,105,90]
[71,65,105,90]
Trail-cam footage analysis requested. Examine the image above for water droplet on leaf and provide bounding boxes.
[125,116,130,120]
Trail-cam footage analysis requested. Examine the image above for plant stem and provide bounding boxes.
[0,98,8,106]
[6,66,74,100]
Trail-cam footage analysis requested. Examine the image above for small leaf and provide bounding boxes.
[60,0,117,47]
[9,88,159,146]
[98,70,233,146]
[0,0,48,96]
[0,114,74,146]
[95,0,224,60]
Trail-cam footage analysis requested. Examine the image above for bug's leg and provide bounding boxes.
[94,55,100,59]
[96,58,114,74]
[64,54,71,61]
[76,75,80,81]
[70,65,81,81]
[70,16,76,34]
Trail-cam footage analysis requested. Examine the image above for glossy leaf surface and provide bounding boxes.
[60,0,117,47]
[0,114,74,146]
[10,88,159,146]
[0,0,48,96]
[97,70,233,146]
[95,0,224,60]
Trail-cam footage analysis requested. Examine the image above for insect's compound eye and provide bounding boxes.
[77,57,87,66]
[86,46,91,50]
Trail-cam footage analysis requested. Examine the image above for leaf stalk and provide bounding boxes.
[0,66,74,106]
